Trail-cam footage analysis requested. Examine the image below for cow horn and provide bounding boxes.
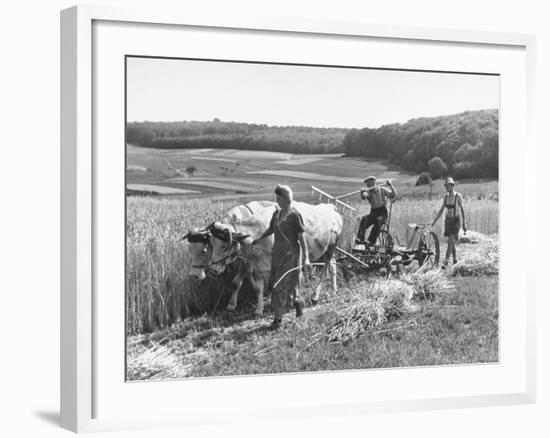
[226,228,233,246]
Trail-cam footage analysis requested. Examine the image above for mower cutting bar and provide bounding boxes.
[336,247,371,268]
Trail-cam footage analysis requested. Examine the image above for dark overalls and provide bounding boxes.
[444,193,460,237]
[266,208,306,319]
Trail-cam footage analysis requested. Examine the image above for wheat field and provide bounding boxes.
[126,194,498,335]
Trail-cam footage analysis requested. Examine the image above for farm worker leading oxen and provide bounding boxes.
[182,200,276,315]
[356,176,397,245]
[252,185,310,329]
[208,186,343,327]
[431,177,466,268]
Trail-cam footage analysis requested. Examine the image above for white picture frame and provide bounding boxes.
[60,5,536,433]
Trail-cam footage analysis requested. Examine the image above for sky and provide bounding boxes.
[126,57,499,129]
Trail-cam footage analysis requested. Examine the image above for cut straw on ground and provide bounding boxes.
[319,269,455,344]
[127,232,497,378]
[452,233,498,276]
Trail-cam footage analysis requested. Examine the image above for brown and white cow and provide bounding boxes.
[208,202,343,310]
[182,200,276,314]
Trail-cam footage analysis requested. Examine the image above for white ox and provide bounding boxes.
[208,202,343,310]
[183,200,276,314]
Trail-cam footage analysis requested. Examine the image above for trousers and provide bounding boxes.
[357,206,388,244]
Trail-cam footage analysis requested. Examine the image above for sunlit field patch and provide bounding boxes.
[276,157,325,166]
[126,184,200,195]
[247,169,364,183]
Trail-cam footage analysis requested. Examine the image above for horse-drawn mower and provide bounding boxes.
[311,185,440,278]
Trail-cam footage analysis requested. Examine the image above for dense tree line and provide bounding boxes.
[127,111,498,179]
[126,119,347,154]
[343,109,499,179]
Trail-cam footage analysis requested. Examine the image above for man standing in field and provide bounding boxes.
[356,176,397,245]
[431,177,466,268]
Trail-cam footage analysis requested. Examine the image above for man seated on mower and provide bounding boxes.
[355,176,397,245]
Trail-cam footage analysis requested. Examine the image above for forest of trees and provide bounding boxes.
[127,110,499,179]
[343,109,499,179]
[126,119,347,154]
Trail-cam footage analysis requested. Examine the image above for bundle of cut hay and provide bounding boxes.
[402,268,455,300]
[323,267,459,344]
[127,342,188,381]
[457,230,493,245]
[452,239,498,276]
[326,280,417,344]
[378,280,418,318]
[326,298,385,344]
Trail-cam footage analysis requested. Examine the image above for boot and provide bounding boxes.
[295,300,304,318]
[270,317,282,330]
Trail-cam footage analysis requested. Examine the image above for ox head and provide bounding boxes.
[181,228,213,281]
[208,222,251,275]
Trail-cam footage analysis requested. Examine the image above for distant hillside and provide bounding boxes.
[343,109,499,179]
[127,110,499,179]
[126,119,347,154]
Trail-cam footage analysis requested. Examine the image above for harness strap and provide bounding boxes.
[274,208,297,244]
[243,203,255,215]
[445,193,459,217]
[211,251,238,265]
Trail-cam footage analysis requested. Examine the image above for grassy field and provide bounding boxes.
[126,146,499,379]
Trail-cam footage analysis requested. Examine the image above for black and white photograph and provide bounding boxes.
[125,56,499,381]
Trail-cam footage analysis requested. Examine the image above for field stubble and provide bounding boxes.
[127,273,498,380]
